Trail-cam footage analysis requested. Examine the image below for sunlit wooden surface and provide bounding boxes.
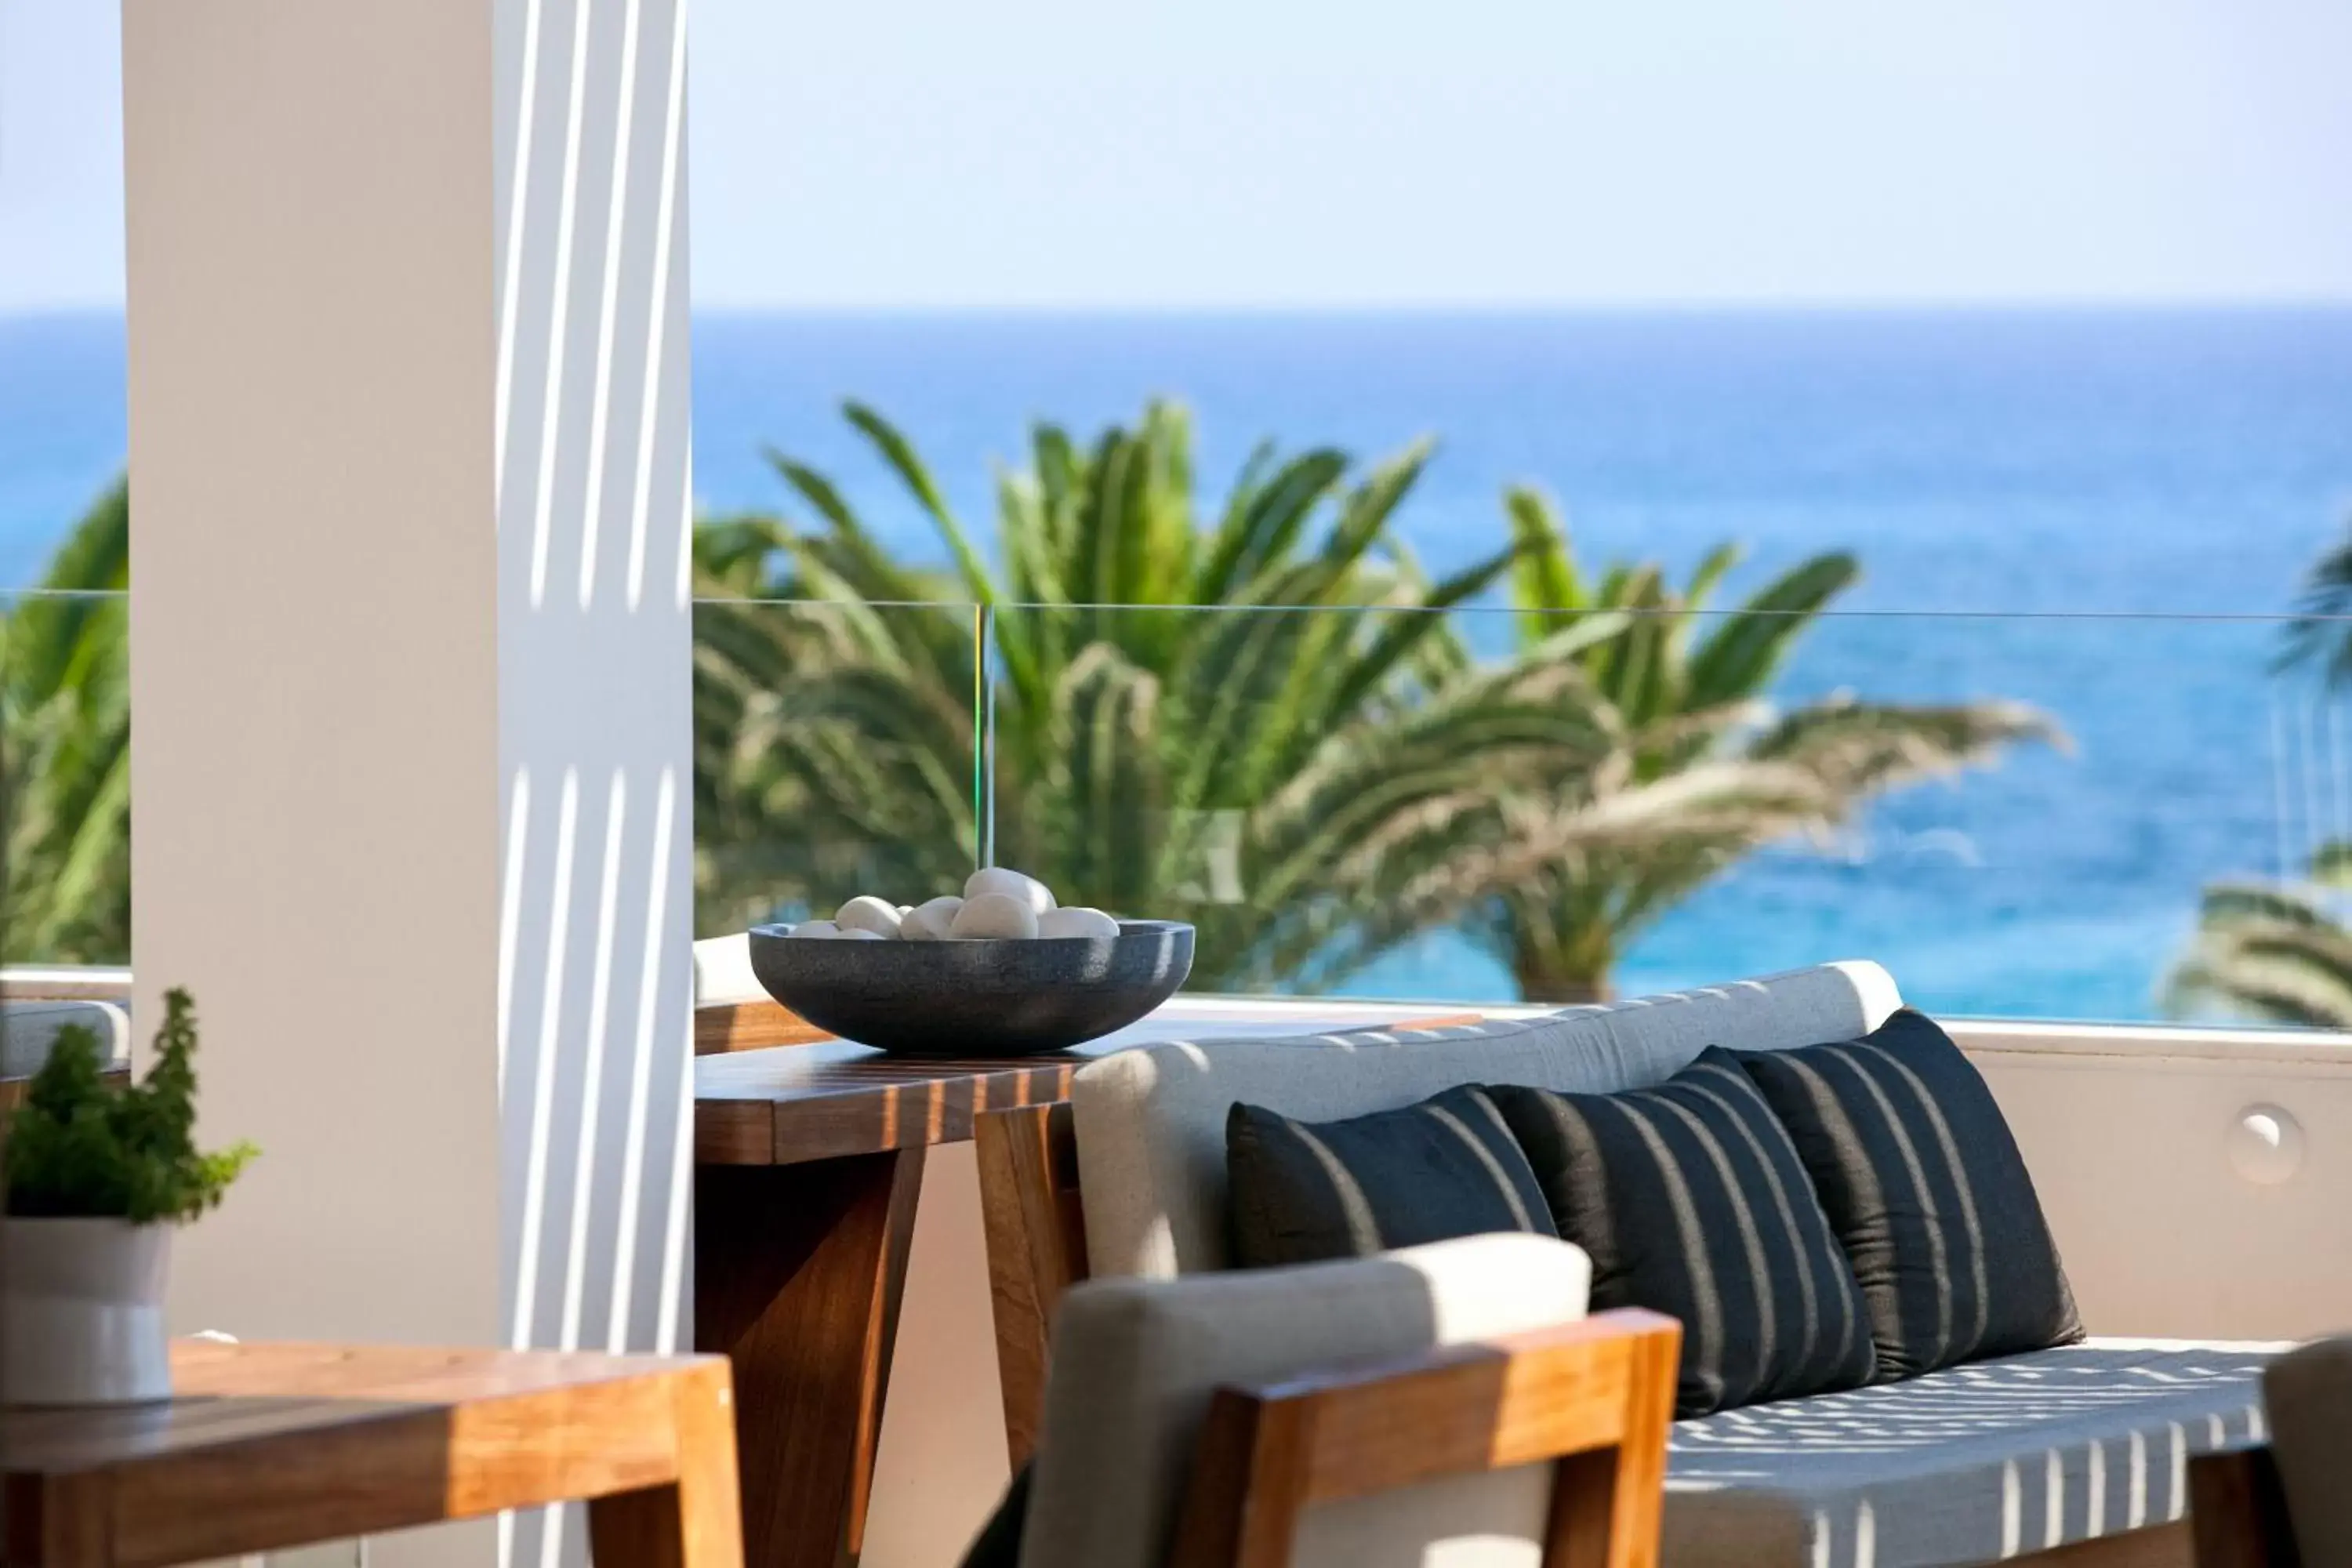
[0,1341,742,1568]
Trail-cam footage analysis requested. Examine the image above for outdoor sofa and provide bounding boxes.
[976,961,2282,1568]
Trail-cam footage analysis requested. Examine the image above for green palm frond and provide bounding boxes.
[1686,553,1858,709]
[2278,517,2352,684]
[2167,879,2352,1026]
[1465,510,2053,1002]
[2165,851,2352,1029]
[2311,839,2352,889]
[1748,695,2065,796]
[1504,487,1583,630]
[4,481,132,963]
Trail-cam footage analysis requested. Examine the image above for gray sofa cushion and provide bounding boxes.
[1071,960,1902,1279]
[1665,1340,2277,1567]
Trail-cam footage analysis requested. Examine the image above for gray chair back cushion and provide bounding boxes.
[1070,961,1900,1279]
[2263,1333,2352,1566]
[1018,1232,1592,1568]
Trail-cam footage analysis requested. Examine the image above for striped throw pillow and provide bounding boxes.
[1487,1050,1877,1417]
[1225,1086,1557,1269]
[1738,1009,2085,1380]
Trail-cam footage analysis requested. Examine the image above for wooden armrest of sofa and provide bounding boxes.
[1171,1308,1683,1568]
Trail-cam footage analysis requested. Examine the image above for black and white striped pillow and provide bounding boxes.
[1738,1009,2084,1380]
[1487,1050,1877,1417]
[1225,1085,1558,1269]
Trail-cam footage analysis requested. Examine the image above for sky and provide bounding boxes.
[4,0,2351,313]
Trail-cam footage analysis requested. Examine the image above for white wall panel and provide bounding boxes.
[125,4,695,1565]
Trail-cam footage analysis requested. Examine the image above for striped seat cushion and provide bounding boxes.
[1488,1049,1876,1417]
[1739,1010,2083,1380]
[1665,1341,2277,1568]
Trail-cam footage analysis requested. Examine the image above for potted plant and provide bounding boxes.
[1,988,256,1405]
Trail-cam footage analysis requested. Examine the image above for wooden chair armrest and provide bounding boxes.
[1171,1308,1682,1568]
[2190,1442,2300,1568]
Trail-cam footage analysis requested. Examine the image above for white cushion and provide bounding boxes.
[692,932,764,1007]
[1069,961,1900,1280]
[1,1000,132,1079]
[1019,1232,1593,1568]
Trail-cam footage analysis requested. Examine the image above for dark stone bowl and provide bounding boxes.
[745,920,1196,1057]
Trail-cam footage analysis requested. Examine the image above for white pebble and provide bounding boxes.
[789,920,842,939]
[900,895,964,941]
[833,927,887,941]
[950,891,1040,939]
[836,895,904,938]
[1036,906,1120,939]
[964,866,1056,915]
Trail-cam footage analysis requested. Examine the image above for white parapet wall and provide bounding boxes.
[1953,1020,2352,1341]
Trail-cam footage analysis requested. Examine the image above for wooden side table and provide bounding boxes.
[0,1341,742,1568]
[691,998,1484,1568]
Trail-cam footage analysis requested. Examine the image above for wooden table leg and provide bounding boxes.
[589,1361,747,1568]
[696,1149,925,1568]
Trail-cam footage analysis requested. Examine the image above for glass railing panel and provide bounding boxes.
[981,599,2352,1029]
[690,594,984,937]
[1,585,131,968]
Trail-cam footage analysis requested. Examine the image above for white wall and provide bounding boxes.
[1956,1022,2352,1341]
[125,0,507,1354]
[125,5,695,1567]
[495,3,697,1563]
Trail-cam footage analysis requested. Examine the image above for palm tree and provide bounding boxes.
[2,481,131,964]
[2277,517,2352,684]
[1434,488,2060,1004]
[2167,842,2352,1027]
[693,401,1632,988]
[2167,524,2352,1026]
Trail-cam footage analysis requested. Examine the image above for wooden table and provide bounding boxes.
[691,999,1482,1568]
[0,1340,740,1568]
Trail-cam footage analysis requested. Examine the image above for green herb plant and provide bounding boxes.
[3,988,257,1222]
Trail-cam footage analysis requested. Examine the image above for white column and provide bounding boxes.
[125,2,694,1559]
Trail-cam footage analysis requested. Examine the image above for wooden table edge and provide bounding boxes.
[691,1011,1487,1167]
[4,1346,742,1568]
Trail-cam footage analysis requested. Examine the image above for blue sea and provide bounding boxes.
[10,308,2352,1020]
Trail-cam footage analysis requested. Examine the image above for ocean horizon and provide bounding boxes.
[9,306,2352,1019]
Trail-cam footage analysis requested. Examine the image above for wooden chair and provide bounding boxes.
[1010,1234,1678,1568]
[1167,1311,1683,1568]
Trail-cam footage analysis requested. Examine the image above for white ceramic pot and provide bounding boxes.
[0,1217,172,1405]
